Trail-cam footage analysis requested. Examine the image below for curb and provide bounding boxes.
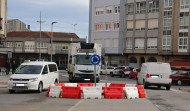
[0,82,8,88]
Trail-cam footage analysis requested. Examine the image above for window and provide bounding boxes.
[148,19,158,30]
[126,38,132,49]
[48,64,57,72]
[114,5,120,13]
[15,42,23,48]
[163,18,172,30]
[127,4,134,14]
[135,39,144,49]
[106,6,112,14]
[180,0,189,9]
[94,39,102,45]
[95,23,103,31]
[106,23,111,31]
[95,7,104,15]
[42,65,48,74]
[37,42,47,48]
[147,38,157,49]
[113,38,118,48]
[149,0,159,12]
[6,42,13,47]
[179,12,189,30]
[178,37,188,52]
[164,0,172,8]
[164,11,172,17]
[105,39,110,47]
[136,2,146,13]
[136,20,145,31]
[25,41,35,51]
[25,45,34,50]
[127,21,133,31]
[162,36,171,51]
[114,22,119,30]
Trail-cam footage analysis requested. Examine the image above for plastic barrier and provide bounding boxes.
[49,86,62,98]
[125,84,136,87]
[46,84,55,97]
[82,87,102,99]
[64,83,78,87]
[136,85,146,98]
[123,87,139,99]
[55,83,65,87]
[95,83,110,87]
[62,86,81,99]
[103,87,123,99]
[77,83,93,87]
[109,83,126,87]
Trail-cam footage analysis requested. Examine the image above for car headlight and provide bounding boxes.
[29,78,38,82]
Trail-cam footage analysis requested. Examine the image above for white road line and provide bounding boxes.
[60,75,69,78]
[171,89,181,93]
[67,99,84,111]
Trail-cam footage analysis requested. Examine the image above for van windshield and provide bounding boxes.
[15,65,43,74]
[76,55,91,65]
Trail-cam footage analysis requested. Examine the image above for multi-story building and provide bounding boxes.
[89,0,126,66]
[89,0,190,68]
[0,0,7,42]
[0,31,85,66]
[7,19,30,33]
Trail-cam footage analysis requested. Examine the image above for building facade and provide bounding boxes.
[0,0,7,42]
[89,0,190,68]
[7,19,30,33]
[0,31,85,66]
[89,0,126,66]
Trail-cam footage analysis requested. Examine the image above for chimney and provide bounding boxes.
[28,25,30,30]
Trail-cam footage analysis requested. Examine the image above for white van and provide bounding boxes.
[8,61,59,93]
[137,62,172,90]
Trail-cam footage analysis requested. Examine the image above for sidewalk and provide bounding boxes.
[0,72,12,88]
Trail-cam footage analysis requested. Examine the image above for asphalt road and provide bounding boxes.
[0,70,190,111]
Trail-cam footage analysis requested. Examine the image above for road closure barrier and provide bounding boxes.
[47,83,146,99]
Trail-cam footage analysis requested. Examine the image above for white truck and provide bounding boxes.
[67,43,102,82]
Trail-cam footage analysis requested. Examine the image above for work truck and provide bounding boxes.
[67,43,101,82]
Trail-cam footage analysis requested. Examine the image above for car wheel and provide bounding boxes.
[177,80,182,86]
[9,90,15,93]
[110,72,114,77]
[37,82,43,93]
[54,79,58,84]
[143,80,147,89]
[129,75,132,79]
[166,86,170,90]
[122,73,125,78]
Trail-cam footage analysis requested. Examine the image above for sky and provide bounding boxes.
[7,0,89,39]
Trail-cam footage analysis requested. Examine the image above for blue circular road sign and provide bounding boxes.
[90,55,101,65]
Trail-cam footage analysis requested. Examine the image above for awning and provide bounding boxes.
[170,61,190,70]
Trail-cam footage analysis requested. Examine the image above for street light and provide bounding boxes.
[50,22,58,62]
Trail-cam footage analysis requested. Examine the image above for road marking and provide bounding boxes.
[60,75,69,78]
[68,99,84,111]
[171,89,181,93]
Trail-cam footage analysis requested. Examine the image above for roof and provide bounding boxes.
[7,31,79,39]
[22,61,56,66]
[170,61,190,70]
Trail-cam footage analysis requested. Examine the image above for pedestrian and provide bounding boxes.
[11,60,17,74]
[5,60,11,75]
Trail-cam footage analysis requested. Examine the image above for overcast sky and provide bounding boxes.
[7,0,89,38]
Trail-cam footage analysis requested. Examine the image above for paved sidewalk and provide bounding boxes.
[0,73,11,88]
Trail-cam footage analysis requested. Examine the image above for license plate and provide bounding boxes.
[84,79,90,81]
[151,76,158,78]
[15,84,25,86]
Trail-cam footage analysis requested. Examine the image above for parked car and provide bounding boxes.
[129,68,138,79]
[58,64,67,70]
[172,70,190,85]
[137,62,172,90]
[100,66,116,75]
[110,66,133,78]
[8,61,59,93]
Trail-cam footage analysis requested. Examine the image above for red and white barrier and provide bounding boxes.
[83,87,102,99]
[49,86,62,98]
[123,87,139,99]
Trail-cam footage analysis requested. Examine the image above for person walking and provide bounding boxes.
[5,60,11,75]
[11,60,17,74]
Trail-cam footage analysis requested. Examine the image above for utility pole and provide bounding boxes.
[37,11,45,60]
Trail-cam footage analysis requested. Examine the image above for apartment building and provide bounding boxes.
[0,0,7,42]
[7,19,30,33]
[89,0,126,66]
[0,31,85,66]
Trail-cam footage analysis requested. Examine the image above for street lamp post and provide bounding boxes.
[51,22,58,62]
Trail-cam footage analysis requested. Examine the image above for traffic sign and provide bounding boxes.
[90,55,101,65]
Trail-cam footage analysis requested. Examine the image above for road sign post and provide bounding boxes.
[90,55,101,87]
